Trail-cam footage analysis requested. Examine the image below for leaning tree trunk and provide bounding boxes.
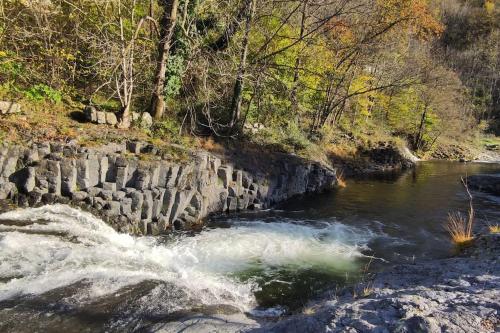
[290,0,308,118]
[415,103,429,150]
[117,0,133,129]
[150,0,180,120]
[229,0,256,131]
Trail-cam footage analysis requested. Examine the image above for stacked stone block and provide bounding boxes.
[0,141,338,235]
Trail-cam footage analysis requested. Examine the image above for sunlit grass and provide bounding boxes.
[489,224,500,234]
[336,170,347,188]
[361,282,374,297]
[446,211,474,246]
[446,176,476,247]
[303,306,317,315]
[481,136,500,148]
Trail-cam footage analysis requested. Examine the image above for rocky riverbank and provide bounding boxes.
[0,141,338,234]
[0,136,422,235]
[155,233,498,333]
[98,232,498,333]
[253,233,499,333]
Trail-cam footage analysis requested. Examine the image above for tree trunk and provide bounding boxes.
[290,0,308,117]
[415,103,429,150]
[150,0,180,120]
[119,104,132,129]
[117,0,133,129]
[229,0,256,131]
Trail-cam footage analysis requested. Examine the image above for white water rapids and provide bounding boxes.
[0,205,372,314]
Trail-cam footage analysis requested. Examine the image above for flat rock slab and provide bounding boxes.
[0,101,21,114]
[257,234,500,333]
[149,313,259,333]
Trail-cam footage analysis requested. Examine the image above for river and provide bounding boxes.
[0,161,499,332]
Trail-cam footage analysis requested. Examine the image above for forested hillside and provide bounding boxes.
[0,0,498,158]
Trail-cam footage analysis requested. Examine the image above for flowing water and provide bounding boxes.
[0,161,499,332]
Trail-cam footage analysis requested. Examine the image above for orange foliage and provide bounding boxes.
[323,18,354,44]
[377,0,444,40]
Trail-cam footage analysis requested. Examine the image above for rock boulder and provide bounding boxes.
[0,101,21,114]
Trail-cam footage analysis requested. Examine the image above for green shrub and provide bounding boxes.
[0,51,23,79]
[165,54,186,100]
[24,84,62,103]
[252,122,311,153]
[151,118,183,143]
[283,122,310,150]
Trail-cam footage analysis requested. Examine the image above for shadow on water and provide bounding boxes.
[229,262,363,311]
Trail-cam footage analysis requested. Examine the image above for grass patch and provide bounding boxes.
[446,212,474,246]
[481,136,500,147]
[198,137,225,154]
[446,177,475,246]
[336,169,347,188]
[361,282,374,297]
[489,224,500,234]
[302,306,317,315]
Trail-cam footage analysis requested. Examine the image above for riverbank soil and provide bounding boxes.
[1,105,497,169]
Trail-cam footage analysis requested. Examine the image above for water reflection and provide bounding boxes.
[277,161,500,262]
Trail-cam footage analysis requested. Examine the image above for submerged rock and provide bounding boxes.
[468,174,500,195]
[149,313,259,333]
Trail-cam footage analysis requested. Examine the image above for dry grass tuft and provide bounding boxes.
[362,282,374,297]
[326,144,357,160]
[336,169,347,188]
[303,306,318,315]
[446,212,474,246]
[198,137,224,153]
[489,224,500,234]
[446,176,475,246]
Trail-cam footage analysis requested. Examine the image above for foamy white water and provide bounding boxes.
[0,205,371,313]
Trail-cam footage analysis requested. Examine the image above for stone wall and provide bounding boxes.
[0,141,338,234]
[83,106,153,128]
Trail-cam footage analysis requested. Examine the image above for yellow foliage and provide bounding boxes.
[485,1,495,14]
[349,75,376,118]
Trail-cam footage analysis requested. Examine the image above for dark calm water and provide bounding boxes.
[0,161,499,332]
[281,160,500,261]
[211,161,500,309]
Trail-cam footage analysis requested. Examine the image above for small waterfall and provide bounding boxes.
[0,205,370,314]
